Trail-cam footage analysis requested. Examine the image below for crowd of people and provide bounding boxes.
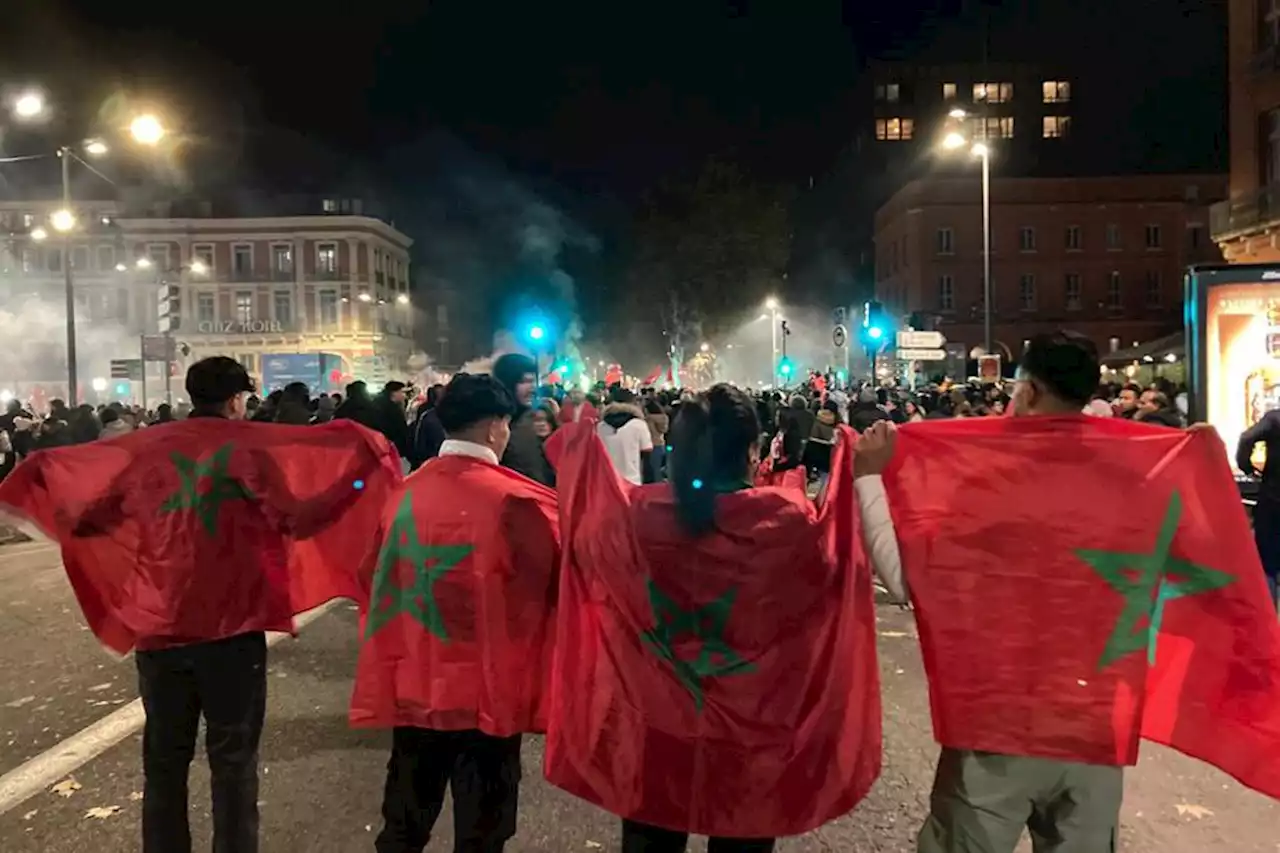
[0,332,1272,853]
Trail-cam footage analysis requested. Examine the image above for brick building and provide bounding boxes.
[1213,0,1280,261]
[874,174,1226,362]
[0,196,415,400]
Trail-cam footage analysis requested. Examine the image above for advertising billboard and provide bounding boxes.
[260,353,344,394]
[1187,264,1280,473]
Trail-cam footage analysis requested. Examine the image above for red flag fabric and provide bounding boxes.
[349,453,559,735]
[544,423,880,838]
[0,418,401,654]
[752,465,806,493]
[884,416,1280,797]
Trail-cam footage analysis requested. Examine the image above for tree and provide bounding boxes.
[621,159,792,375]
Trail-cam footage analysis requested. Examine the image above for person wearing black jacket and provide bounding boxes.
[372,381,413,460]
[493,353,554,485]
[1239,409,1280,609]
[409,384,447,469]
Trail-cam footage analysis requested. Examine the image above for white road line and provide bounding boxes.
[0,600,340,816]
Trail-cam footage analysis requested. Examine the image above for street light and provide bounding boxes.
[396,293,409,305]
[938,117,993,356]
[764,296,781,386]
[91,377,107,392]
[50,208,75,232]
[135,257,153,269]
[700,342,710,353]
[84,139,108,157]
[357,292,373,303]
[189,259,208,276]
[12,91,44,120]
[30,227,47,242]
[129,114,165,146]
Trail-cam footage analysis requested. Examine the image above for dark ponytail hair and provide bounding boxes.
[668,384,762,536]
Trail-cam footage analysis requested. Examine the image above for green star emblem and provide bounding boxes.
[1078,491,1235,671]
[364,492,474,641]
[641,581,756,710]
[158,443,254,536]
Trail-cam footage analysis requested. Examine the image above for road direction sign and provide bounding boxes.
[832,306,847,326]
[110,359,143,380]
[897,348,947,361]
[832,324,848,348]
[897,330,945,349]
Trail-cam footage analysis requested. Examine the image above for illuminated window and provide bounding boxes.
[235,292,252,323]
[938,275,954,310]
[942,82,957,100]
[1065,273,1082,310]
[316,242,338,274]
[319,290,339,325]
[974,117,1014,139]
[973,82,1012,103]
[274,291,293,325]
[1042,80,1071,103]
[1043,116,1071,138]
[875,117,914,141]
[192,243,214,271]
[197,293,215,323]
[875,83,900,103]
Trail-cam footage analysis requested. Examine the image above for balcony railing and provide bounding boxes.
[1210,184,1280,241]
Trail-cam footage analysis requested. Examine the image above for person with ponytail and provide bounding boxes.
[545,382,895,852]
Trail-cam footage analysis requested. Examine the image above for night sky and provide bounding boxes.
[0,0,1229,358]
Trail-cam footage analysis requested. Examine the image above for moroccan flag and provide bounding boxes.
[884,416,1280,797]
[0,418,401,654]
[349,453,559,735]
[544,423,880,838]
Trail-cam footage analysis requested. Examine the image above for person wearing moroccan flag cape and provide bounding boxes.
[862,331,1280,853]
[351,373,559,853]
[0,356,401,853]
[544,384,885,851]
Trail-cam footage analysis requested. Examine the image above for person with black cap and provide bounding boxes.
[0,356,401,853]
[493,353,554,485]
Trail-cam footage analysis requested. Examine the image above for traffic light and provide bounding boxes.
[114,382,129,396]
[527,324,546,342]
[861,300,890,349]
[778,356,795,378]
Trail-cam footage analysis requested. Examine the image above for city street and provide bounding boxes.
[0,543,1278,852]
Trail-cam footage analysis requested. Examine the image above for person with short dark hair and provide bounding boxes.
[273,381,313,426]
[0,355,400,853]
[372,380,413,460]
[855,332,1129,852]
[356,372,559,853]
[493,353,553,484]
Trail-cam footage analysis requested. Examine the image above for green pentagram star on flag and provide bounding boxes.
[365,492,474,642]
[641,581,756,710]
[1078,491,1235,670]
[158,443,254,536]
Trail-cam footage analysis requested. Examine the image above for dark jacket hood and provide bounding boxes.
[601,402,644,431]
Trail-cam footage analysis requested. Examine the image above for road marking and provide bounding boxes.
[0,600,340,816]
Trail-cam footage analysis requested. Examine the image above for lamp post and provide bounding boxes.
[765,296,780,386]
[4,93,166,405]
[941,113,993,357]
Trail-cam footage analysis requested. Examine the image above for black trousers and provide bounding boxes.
[136,631,267,853]
[621,819,776,853]
[375,726,523,853]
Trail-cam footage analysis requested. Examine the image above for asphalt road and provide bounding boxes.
[0,544,1278,851]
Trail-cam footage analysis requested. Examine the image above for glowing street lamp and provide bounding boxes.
[12,91,45,120]
[357,292,373,303]
[91,378,108,392]
[942,131,967,150]
[396,293,410,305]
[114,263,127,272]
[30,227,47,242]
[938,119,994,355]
[84,139,108,157]
[700,342,711,353]
[528,324,546,342]
[129,114,166,146]
[189,259,208,276]
[50,208,75,232]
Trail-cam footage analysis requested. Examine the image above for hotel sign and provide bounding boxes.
[195,319,290,335]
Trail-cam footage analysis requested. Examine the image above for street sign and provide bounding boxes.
[832,306,847,326]
[897,330,946,349]
[832,324,847,348]
[110,359,143,381]
[141,335,174,361]
[897,348,947,361]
